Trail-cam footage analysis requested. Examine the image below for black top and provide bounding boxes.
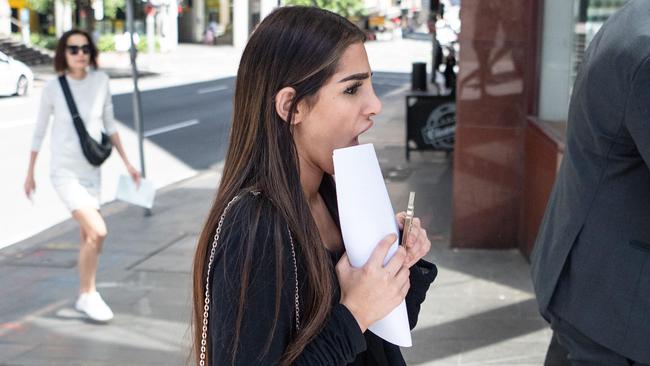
[208,176,437,365]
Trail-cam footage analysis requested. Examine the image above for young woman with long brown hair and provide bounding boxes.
[192,7,437,365]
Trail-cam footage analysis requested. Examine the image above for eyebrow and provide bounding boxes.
[338,72,373,83]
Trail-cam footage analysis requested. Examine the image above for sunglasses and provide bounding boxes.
[66,45,91,55]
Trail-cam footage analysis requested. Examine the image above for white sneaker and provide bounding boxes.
[75,291,114,322]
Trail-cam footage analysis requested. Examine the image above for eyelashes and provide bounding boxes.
[344,81,363,95]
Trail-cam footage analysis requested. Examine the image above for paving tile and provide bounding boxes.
[0,343,36,363]
[130,234,197,273]
[8,248,78,268]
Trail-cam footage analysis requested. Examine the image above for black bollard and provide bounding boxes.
[411,62,427,91]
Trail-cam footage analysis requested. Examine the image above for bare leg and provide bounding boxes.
[72,208,107,294]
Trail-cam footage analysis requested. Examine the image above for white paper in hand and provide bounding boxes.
[116,175,156,209]
[333,143,412,347]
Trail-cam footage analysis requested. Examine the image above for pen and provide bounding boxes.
[401,192,415,246]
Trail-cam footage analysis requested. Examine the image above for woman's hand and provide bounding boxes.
[110,133,142,187]
[396,212,431,268]
[24,174,36,200]
[126,163,141,187]
[336,234,410,332]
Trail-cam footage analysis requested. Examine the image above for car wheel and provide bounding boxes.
[16,75,28,96]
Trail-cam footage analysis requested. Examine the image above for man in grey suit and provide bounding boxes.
[532,0,650,365]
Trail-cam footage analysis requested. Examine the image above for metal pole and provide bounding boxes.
[126,0,151,216]
[75,0,81,27]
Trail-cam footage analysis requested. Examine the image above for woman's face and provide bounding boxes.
[293,42,382,175]
[65,34,91,72]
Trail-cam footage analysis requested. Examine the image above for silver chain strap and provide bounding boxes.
[200,193,300,366]
[289,231,301,331]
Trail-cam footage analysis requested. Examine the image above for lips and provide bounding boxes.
[342,119,374,148]
[353,120,374,145]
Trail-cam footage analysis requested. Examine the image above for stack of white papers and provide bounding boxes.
[116,175,156,209]
[333,143,412,347]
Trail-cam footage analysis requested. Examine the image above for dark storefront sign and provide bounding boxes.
[405,93,456,160]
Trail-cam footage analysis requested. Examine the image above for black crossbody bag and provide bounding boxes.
[59,75,113,166]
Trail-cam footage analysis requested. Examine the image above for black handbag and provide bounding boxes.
[59,75,113,166]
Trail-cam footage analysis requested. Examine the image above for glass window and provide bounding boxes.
[571,0,629,85]
[538,0,629,121]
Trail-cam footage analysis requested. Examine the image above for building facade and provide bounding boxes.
[451,0,629,256]
[178,0,277,48]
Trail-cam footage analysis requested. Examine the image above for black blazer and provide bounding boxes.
[531,0,650,362]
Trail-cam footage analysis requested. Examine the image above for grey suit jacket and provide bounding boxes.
[531,0,650,362]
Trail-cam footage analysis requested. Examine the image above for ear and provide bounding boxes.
[275,87,305,125]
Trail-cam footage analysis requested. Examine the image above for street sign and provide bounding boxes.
[369,15,384,28]
[405,93,456,160]
[8,0,26,9]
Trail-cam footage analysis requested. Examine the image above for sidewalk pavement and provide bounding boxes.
[0,41,552,365]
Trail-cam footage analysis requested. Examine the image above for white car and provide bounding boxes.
[0,51,33,97]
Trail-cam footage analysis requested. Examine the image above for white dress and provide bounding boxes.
[31,70,117,212]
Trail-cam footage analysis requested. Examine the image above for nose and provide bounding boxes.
[366,86,382,117]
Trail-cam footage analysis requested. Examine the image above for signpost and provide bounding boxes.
[19,8,29,44]
[125,0,150,216]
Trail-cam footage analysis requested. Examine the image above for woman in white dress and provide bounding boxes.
[23,29,140,322]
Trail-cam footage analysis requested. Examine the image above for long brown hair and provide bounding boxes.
[53,29,99,73]
[191,6,366,366]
